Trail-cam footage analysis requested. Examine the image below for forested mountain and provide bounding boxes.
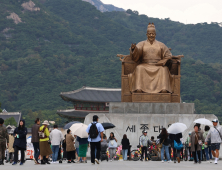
[81,0,124,12]
[1,0,222,126]
[105,9,222,64]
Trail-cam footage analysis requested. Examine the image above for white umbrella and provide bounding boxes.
[167,122,187,134]
[194,118,213,126]
[70,123,88,138]
[70,123,83,131]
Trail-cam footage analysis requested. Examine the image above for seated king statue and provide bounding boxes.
[128,23,174,94]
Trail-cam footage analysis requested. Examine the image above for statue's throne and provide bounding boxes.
[117,52,183,103]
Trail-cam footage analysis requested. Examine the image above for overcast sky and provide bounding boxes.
[101,0,222,24]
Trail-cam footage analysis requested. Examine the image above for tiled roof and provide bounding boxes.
[60,86,121,102]
[0,112,21,126]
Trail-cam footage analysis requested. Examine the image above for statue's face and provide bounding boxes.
[147,29,156,43]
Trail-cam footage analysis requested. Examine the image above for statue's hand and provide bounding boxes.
[131,43,136,51]
[172,55,184,59]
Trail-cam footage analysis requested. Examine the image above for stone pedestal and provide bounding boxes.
[84,102,221,157]
[109,102,195,114]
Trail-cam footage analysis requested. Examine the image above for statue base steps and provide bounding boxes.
[132,93,180,103]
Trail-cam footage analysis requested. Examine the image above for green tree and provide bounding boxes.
[0,102,2,112]
[4,117,17,126]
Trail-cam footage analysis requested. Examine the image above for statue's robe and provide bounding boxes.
[128,39,174,93]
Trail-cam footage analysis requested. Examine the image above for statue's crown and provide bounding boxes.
[147,23,155,29]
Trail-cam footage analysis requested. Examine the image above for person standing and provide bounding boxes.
[101,134,108,148]
[186,132,192,161]
[121,134,130,161]
[205,119,222,164]
[62,135,67,159]
[189,124,205,164]
[39,120,52,165]
[107,132,118,162]
[86,115,104,165]
[140,131,152,161]
[74,135,79,161]
[203,126,213,163]
[196,123,203,161]
[50,125,63,163]
[66,129,75,163]
[138,131,144,146]
[0,118,9,165]
[8,129,15,163]
[157,128,171,163]
[169,132,182,163]
[76,136,88,163]
[151,136,155,142]
[12,120,27,165]
[31,118,40,164]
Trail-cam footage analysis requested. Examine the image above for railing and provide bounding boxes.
[75,106,109,111]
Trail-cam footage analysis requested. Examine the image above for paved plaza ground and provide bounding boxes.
[0,160,221,170]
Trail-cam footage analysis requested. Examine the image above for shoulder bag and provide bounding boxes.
[195,133,203,145]
[159,139,165,149]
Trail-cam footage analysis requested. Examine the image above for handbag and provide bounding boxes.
[198,140,203,145]
[174,140,183,150]
[195,133,203,145]
[109,139,117,148]
[159,139,165,149]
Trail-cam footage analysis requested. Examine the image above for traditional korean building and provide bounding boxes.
[0,111,22,126]
[57,86,121,121]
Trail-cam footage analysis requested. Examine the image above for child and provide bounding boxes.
[151,136,155,142]
[150,142,156,150]
[202,144,206,161]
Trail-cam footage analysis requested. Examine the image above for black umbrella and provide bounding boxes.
[102,122,115,130]
[63,121,81,129]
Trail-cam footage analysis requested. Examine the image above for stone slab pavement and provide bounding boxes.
[0,160,221,170]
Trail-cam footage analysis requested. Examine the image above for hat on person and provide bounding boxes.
[189,132,191,135]
[42,120,50,125]
[93,115,99,121]
[143,131,147,133]
[212,119,218,123]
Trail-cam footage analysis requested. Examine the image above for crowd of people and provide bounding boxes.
[0,116,221,166]
[155,119,222,165]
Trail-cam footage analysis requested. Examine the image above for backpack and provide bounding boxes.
[38,126,47,139]
[89,123,98,139]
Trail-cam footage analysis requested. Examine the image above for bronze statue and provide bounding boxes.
[117,23,183,103]
[129,23,174,93]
